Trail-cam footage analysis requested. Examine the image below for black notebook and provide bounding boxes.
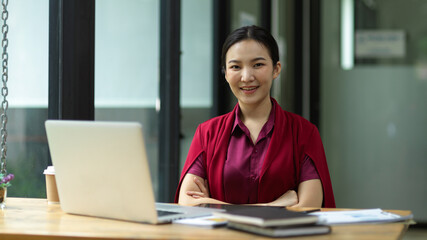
[213,206,319,227]
[228,221,331,238]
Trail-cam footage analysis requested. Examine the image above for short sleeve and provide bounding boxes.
[187,153,207,179]
[300,155,320,182]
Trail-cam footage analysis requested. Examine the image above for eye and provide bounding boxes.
[229,65,240,70]
[254,63,265,68]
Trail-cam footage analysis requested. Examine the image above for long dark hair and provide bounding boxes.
[221,25,279,71]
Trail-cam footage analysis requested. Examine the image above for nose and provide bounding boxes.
[241,67,254,82]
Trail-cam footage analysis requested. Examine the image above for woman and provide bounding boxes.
[175,25,335,208]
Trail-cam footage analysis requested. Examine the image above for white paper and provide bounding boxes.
[173,215,227,228]
[309,208,412,225]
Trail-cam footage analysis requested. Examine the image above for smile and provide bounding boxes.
[240,86,258,91]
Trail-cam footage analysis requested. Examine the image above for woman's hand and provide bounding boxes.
[267,190,299,207]
[186,177,210,199]
[178,173,227,206]
[288,179,323,208]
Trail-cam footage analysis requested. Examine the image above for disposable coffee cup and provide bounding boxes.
[43,166,60,204]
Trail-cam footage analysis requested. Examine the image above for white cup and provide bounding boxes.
[43,166,60,204]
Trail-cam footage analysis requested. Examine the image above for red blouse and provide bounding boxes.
[175,98,335,208]
[187,102,320,204]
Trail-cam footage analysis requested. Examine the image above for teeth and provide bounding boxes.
[241,87,257,90]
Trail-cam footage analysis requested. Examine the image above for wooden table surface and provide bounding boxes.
[0,198,412,240]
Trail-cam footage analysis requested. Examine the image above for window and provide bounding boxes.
[94,0,161,196]
[7,0,49,198]
[180,0,213,169]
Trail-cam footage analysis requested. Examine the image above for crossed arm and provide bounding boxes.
[178,173,323,208]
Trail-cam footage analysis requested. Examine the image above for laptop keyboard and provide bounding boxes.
[157,209,182,217]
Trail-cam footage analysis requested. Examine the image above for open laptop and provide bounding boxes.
[45,120,221,224]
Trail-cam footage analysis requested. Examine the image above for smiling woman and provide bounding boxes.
[224,39,281,116]
[175,25,336,208]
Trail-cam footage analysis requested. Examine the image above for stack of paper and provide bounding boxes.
[309,208,413,225]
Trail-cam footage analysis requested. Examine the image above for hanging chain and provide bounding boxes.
[0,0,9,176]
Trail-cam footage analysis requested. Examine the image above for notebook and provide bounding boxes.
[227,221,331,238]
[45,120,221,224]
[213,206,319,227]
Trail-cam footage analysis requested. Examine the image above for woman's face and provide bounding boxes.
[224,39,281,108]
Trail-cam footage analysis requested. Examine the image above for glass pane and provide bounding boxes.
[7,0,49,197]
[271,0,292,111]
[231,0,260,30]
[180,0,213,169]
[94,0,160,197]
[321,0,427,221]
[353,0,420,66]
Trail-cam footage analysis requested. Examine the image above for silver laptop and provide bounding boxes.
[45,120,221,224]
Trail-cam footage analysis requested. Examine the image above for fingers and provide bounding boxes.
[287,190,299,206]
[186,191,205,199]
[193,177,209,196]
[269,190,299,207]
[193,177,203,189]
[285,189,297,195]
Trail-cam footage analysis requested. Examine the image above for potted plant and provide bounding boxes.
[0,173,14,208]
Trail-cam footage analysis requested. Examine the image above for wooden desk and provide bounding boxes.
[0,198,412,240]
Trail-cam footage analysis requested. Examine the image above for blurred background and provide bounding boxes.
[5,1,426,235]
